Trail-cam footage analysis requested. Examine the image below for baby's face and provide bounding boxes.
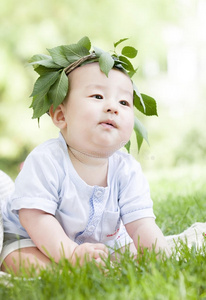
[62,63,134,157]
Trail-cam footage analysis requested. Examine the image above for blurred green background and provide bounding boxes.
[0,0,206,180]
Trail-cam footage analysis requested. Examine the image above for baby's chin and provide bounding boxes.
[93,140,129,156]
[67,139,129,159]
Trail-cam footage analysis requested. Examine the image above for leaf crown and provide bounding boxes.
[29,36,157,151]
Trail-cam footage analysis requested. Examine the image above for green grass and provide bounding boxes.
[149,166,206,236]
[1,245,206,300]
[1,166,206,299]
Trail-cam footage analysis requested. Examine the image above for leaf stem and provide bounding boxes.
[64,53,96,76]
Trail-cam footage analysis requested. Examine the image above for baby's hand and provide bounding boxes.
[71,243,108,266]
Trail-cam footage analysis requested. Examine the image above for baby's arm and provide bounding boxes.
[19,209,108,265]
[125,218,171,256]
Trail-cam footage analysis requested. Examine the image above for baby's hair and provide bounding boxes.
[29,36,158,151]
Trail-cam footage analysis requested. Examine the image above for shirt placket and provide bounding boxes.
[75,187,105,244]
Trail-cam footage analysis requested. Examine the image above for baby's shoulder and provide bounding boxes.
[26,134,68,169]
[110,150,141,175]
[112,150,139,166]
[33,134,66,156]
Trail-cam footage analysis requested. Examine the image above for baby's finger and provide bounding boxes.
[94,250,108,260]
[94,243,109,254]
[94,257,106,267]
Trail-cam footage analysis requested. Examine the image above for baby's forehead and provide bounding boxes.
[69,62,104,77]
[69,62,133,89]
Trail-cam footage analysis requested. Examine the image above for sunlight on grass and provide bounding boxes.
[146,165,206,236]
[1,243,206,299]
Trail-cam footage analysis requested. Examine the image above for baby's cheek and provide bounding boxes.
[125,119,134,135]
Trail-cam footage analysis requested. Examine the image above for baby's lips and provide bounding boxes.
[100,119,117,128]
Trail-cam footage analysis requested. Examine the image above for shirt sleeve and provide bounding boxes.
[118,154,155,225]
[10,149,61,215]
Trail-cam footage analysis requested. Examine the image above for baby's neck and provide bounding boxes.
[67,145,109,166]
[67,146,109,187]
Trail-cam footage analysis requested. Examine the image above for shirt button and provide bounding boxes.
[95,190,103,197]
[88,225,95,232]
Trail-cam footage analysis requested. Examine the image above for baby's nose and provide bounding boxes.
[106,108,118,114]
[105,100,118,114]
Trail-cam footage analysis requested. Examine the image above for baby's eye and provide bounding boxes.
[119,100,130,106]
[91,94,103,100]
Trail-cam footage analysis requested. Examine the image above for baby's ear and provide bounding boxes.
[49,104,67,129]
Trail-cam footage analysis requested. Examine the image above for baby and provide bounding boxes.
[0,38,170,274]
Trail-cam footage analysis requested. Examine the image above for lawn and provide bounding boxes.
[0,165,206,300]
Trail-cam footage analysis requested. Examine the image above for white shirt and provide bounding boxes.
[1,133,155,249]
[0,171,14,253]
[0,171,14,203]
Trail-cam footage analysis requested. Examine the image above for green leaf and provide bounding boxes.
[114,38,128,48]
[113,56,137,78]
[77,36,91,51]
[118,55,135,72]
[30,71,60,97]
[93,46,105,58]
[29,58,61,69]
[31,93,52,119]
[34,66,61,76]
[99,52,114,77]
[28,54,51,63]
[48,70,68,111]
[134,93,158,116]
[142,94,158,116]
[47,46,70,68]
[135,132,143,152]
[128,69,137,78]
[63,44,90,63]
[121,46,138,59]
[124,140,131,152]
[133,84,145,112]
[134,116,149,152]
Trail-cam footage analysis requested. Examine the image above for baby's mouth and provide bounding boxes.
[100,120,117,129]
